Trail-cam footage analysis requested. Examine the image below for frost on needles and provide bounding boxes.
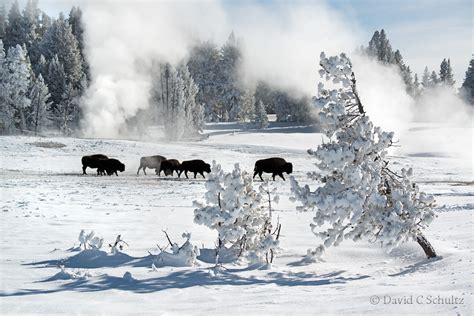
[291,52,437,260]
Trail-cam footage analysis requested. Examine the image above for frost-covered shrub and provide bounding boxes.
[291,52,437,260]
[194,162,280,264]
[78,230,103,250]
[154,232,200,267]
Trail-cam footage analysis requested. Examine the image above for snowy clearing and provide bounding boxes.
[0,124,472,314]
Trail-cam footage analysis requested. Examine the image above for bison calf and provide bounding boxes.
[97,158,125,176]
[179,160,211,179]
[137,155,166,175]
[82,154,108,175]
[157,159,181,177]
[253,157,293,181]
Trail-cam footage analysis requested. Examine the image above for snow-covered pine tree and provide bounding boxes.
[3,1,23,49]
[430,71,439,87]
[421,66,431,89]
[21,0,41,65]
[439,58,455,87]
[52,82,80,135]
[0,40,15,134]
[4,44,31,133]
[219,32,243,121]
[460,57,474,105]
[40,12,82,87]
[413,73,421,98]
[0,4,6,41]
[291,52,437,260]
[193,162,280,265]
[177,63,202,136]
[254,100,269,129]
[187,41,221,121]
[238,89,256,123]
[46,54,67,107]
[27,74,51,135]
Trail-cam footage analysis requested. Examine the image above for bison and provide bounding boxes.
[253,157,293,181]
[82,154,108,175]
[137,155,167,175]
[157,159,181,177]
[97,158,125,176]
[179,160,211,179]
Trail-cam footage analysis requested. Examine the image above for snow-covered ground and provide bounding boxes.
[0,123,472,314]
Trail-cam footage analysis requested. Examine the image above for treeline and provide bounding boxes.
[363,29,473,104]
[1,1,472,137]
[0,0,87,135]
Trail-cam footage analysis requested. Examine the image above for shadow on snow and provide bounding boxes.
[0,267,369,297]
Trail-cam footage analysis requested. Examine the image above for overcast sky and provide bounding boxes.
[5,0,472,85]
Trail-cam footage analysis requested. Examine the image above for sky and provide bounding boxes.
[5,0,472,85]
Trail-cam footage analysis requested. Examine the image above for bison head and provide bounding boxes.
[119,163,125,172]
[285,162,293,174]
[204,163,211,173]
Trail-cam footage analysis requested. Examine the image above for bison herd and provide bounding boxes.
[82,154,293,181]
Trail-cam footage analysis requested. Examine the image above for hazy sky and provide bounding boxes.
[5,0,472,85]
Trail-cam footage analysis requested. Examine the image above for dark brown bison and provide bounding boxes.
[253,157,293,181]
[179,160,211,179]
[157,159,181,177]
[97,158,126,176]
[137,155,166,175]
[82,154,108,175]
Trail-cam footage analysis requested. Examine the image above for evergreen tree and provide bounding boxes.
[254,100,269,129]
[27,73,51,134]
[367,29,393,64]
[46,54,67,107]
[0,40,15,134]
[40,13,82,87]
[68,6,89,81]
[219,32,242,121]
[52,82,79,134]
[187,41,221,121]
[4,44,31,132]
[4,1,23,49]
[439,58,455,87]
[238,89,256,122]
[291,52,437,260]
[37,12,51,38]
[461,57,474,105]
[0,4,6,41]
[177,62,202,136]
[430,71,439,87]
[422,66,431,89]
[413,73,421,97]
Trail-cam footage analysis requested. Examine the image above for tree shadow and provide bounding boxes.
[389,256,443,277]
[1,268,369,297]
[23,249,156,269]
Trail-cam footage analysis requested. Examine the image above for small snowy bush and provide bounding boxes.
[194,162,280,265]
[154,232,200,267]
[291,52,437,260]
[78,230,103,250]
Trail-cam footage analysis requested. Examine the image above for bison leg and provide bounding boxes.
[272,173,276,181]
[185,171,189,179]
[253,171,258,179]
[259,172,264,182]
[137,164,142,175]
[278,172,286,181]
[157,168,162,176]
[82,165,87,175]
[115,170,118,176]
[143,167,147,175]
[199,171,205,179]
[194,172,197,179]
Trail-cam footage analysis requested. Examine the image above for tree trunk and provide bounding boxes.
[416,233,437,258]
